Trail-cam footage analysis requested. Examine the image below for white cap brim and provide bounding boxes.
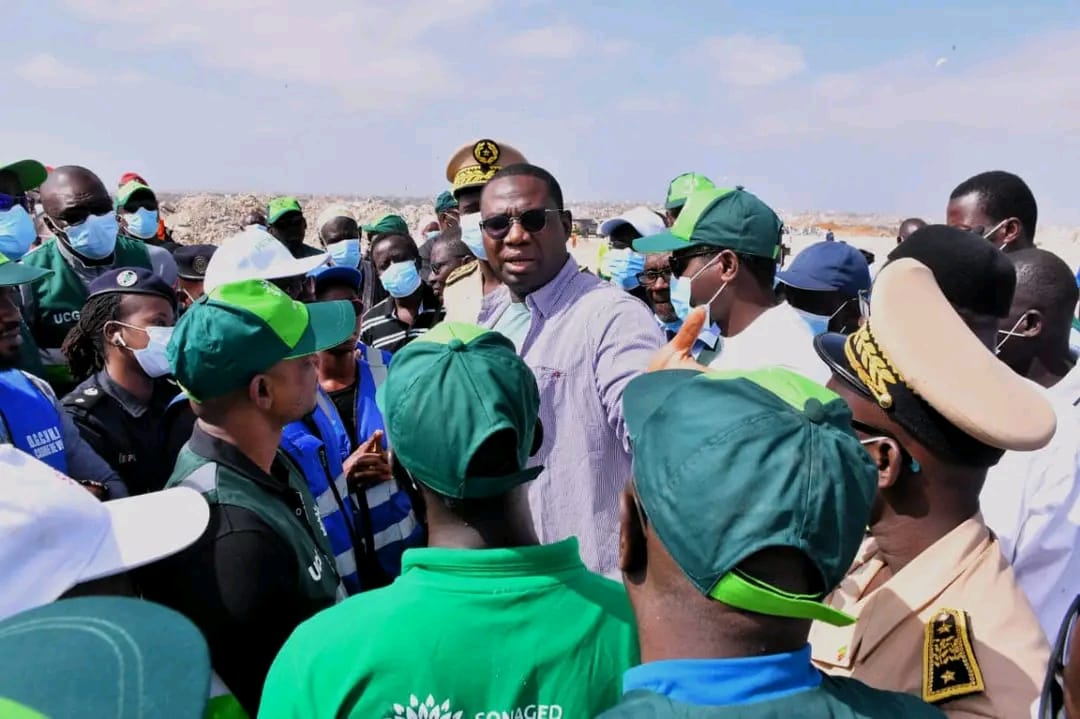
[78,487,210,583]
[204,252,329,294]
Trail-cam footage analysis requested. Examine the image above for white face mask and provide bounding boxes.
[115,323,174,378]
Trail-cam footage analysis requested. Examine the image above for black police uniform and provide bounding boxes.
[63,370,182,495]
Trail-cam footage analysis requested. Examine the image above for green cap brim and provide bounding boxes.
[283,299,356,359]
[115,181,154,209]
[664,197,687,211]
[1,160,47,193]
[0,262,52,287]
[633,230,699,254]
[710,569,856,627]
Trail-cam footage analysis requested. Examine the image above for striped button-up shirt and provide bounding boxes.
[479,256,664,576]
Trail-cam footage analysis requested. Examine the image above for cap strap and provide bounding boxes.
[709,569,856,627]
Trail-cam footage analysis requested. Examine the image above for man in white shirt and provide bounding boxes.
[634,187,830,384]
[985,247,1080,639]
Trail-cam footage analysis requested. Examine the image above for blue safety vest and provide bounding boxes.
[0,369,68,473]
[280,388,362,595]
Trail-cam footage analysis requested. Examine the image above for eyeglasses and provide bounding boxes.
[479,209,563,239]
[0,193,28,213]
[668,248,721,278]
[635,268,672,286]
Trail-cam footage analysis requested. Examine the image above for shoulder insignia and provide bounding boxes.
[923,608,985,704]
[445,260,479,286]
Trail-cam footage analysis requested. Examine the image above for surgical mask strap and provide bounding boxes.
[995,312,1029,354]
[859,436,921,473]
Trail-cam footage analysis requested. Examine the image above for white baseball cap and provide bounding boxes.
[203,227,329,294]
[599,206,667,239]
[0,446,210,621]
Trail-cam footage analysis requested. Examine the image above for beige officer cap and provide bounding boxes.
[445,139,527,195]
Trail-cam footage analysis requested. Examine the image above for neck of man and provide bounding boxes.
[635,593,809,663]
[197,414,281,475]
[870,472,983,576]
[1023,341,1074,389]
[722,286,776,337]
[394,288,424,316]
[478,260,502,295]
[427,520,538,550]
[318,350,358,390]
[104,355,155,404]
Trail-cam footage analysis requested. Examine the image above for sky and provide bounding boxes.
[5,0,1080,223]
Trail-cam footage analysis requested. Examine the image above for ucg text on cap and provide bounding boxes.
[376,322,542,499]
[624,367,877,627]
[635,187,783,259]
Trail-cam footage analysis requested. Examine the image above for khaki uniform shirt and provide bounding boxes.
[810,517,1049,718]
[442,261,484,324]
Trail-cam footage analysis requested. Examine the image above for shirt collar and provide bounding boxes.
[401,537,583,578]
[523,255,580,319]
[623,646,822,707]
[188,423,293,495]
[94,370,176,418]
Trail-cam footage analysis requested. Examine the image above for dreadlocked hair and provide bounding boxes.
[61,293,124,382]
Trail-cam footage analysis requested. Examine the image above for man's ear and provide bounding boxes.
[715,249,740,283]
[619,486,647,576]
[102,321,123,347]
[1020,310,1043,339]
[867,437,904,490]
[249,374,273,411]
[1003,217,1024,246]
[559,210,573,238]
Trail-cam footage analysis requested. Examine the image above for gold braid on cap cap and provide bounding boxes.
[452,165,500,191]
[844,323,904,409]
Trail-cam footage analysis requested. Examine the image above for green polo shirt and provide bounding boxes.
[260,538,639,718]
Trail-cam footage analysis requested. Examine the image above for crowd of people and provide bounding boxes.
[0,141,1079,719]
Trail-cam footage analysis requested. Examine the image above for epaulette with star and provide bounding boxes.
[922,608,985,704]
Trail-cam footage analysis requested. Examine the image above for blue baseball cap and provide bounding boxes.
[776,241,871,296]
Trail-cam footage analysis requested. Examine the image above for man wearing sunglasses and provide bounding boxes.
[635,187,831,384]
[947,170,1037,254]
[809,256,1053,717]
[21,166,177,395]
[776,241,870,336]
[476,163,663,578]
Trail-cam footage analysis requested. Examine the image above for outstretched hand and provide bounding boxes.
[646,306,711,373]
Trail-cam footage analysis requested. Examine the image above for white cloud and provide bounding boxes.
[16,53,98,90]
[696,34,807,86]
[504,24,587,59]
[61,0,495,110]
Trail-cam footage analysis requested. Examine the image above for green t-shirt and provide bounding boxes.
[492,301,532,352]
[260,538,639,719]
[597,677,946,718]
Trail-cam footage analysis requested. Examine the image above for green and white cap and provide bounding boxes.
[167,279,355,401]
[665,172,715,210]
[624,367,878,626]
[636,187,783,258]
[267,196,303,224]
[0,160,47,193]
[376,322,543,499]
[0,253,51,287]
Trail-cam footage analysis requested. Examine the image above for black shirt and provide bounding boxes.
[327,382,357,444]
[138,426,333,717]
[61,370,181,495]
[359,283,444,353]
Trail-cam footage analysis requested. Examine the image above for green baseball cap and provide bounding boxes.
[167,279,356,402]
[624,367,878,627]
[114,180,155,209]
[362,214,410,236]
[267,196,303,224]
[0,253,50,287]
[635,187,783,258]
[0,597,210,718]
[376,322,543,498]
[665,172,715,210]
[434,190,458,215]
[0,160,47,193]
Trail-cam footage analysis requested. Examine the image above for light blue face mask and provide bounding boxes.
[0,205,37,260]
[62,211,119,260]
[669,254,726,328]
[794,308,831,336]
[459,212,486,260]
[657,315,683,334]
[122,207,159,240]
[425,230,442,241]
[328,238,361,269]
[601,247,646,291]
[380,259,422,298]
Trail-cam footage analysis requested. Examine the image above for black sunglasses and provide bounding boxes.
[668,248,721,277]
[479,209,563,239]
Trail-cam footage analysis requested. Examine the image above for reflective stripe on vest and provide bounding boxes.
[0,369,68,473]
[280,392,362,595]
